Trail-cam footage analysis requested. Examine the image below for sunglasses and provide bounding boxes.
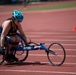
[17,20,22,22]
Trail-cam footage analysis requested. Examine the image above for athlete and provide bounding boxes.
[0,10,28,62]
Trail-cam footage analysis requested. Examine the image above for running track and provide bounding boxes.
[0,6,76,75]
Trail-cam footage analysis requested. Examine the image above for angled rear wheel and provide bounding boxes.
[0,44,9,64]
[14,37,28,62]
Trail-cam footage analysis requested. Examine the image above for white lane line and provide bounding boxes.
[32,39,76,41]
[0,69,76,75]
[28,41,76,46]
[26,32,76,35]
[28,54,76,57]
[27,35,76,38]
[46,49,76,51]
[63,49,76,51]
[31,41,76,46]
[46,43,76,46]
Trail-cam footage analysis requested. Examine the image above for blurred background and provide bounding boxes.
[0,0,74,5]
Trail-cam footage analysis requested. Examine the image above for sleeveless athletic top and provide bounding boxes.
[7,18,18,36]
[0,18,18,36]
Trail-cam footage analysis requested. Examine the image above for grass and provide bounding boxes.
[25,3,76,11]
[0,2,76,12]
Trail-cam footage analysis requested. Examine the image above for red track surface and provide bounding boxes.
[0,1,76,75]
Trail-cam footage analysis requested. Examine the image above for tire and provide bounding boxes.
[0,43,8,64]
[14,37,28,62]
[47,42,66,66]
[0,35,5,64]
[0,34,28,64]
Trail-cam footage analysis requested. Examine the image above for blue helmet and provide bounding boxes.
[12,10,24,21]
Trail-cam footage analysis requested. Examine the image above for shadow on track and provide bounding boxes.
[4,61,49,67]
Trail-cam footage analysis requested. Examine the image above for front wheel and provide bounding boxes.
[47,42,66,66]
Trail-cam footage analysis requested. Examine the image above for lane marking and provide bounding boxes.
[27,35,76,38]
[46,43,76,46]
[27,54,76,57]
[62,49,76,51]
[0,69,76,74]
[26,32,76,35]
[28,48,76,51]
[32,39,76,41]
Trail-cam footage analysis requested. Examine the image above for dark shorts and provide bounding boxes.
[5,36,18,45]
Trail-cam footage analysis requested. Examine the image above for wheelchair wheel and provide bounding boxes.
[47,42,66,66]
[0,44,9,64]
[14,39,28,62]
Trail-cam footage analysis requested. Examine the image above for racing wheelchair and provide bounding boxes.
[0,33,66,66]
